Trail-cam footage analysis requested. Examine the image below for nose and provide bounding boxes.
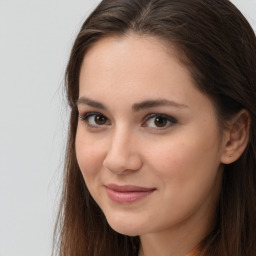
[102,128,143,175]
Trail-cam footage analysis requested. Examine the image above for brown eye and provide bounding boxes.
[79,112,110,128]
[95,114,107,125]
[154,116,168,127]
[142,114,177,129]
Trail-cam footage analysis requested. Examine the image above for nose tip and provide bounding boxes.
[102,127,143,174]
[103,145,143,175]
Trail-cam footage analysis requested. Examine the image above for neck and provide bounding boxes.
[139,246,202,256]
[138,211,214,256]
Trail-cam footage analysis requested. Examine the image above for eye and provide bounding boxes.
[79,112,110,128]
[142,114,177,129]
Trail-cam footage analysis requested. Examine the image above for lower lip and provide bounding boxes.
[106,188,155,204]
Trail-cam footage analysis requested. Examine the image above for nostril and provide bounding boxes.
[103,153,143,174]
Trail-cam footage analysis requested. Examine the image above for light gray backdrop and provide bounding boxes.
[0,1,255,256]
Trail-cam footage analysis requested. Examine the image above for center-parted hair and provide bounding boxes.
[54,1,256,255]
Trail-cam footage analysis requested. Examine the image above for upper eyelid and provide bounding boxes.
[79,112,109,121]
[145,113,174,118]
[79,111,106,117]
[79,112,111,128]
[78,111,177,126]
[78,108,108,117]
[143,113,177,122]
[141,113,177,129]
[78,112,175,119]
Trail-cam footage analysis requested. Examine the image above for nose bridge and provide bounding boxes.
[103,124,142,174]
[111,124,132,153]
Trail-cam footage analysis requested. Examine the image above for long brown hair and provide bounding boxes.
[53,0,256,255]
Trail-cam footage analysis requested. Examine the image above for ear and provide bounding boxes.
[221,109,250,164]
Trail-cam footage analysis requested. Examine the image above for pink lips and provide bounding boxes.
[106,184,156,204]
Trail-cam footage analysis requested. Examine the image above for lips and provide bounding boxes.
[105,184,156,204]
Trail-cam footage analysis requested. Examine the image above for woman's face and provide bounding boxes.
[76,35,227,237]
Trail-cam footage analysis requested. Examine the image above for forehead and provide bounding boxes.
[79,34,195,97]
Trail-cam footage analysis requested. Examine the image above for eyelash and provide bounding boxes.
[142,113,177,129]
[79,112,110,128]
[79,112,177,129]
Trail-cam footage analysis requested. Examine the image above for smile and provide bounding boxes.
[105,184,156,204]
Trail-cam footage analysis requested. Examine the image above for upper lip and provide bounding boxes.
[106,183,156,192]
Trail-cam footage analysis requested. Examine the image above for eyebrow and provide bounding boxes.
[76,97,106,109]
[76,97,188,111]
[132,99,188,111]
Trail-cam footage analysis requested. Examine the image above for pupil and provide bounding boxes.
[154,116,167,127]
[95,115,106,125]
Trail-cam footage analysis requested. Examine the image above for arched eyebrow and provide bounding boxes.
[76,97,105,109]
[132,99,189,111]
[76,97,188,111]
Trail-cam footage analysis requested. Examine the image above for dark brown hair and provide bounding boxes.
[54,0,256,255]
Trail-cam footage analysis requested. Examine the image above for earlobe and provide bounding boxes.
[221,109,250,164]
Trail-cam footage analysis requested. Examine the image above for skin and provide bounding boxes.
[75,34,245,256]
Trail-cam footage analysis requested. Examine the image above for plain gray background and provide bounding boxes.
[0,1,255,255]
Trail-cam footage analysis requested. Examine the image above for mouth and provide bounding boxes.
[105,184,156,204]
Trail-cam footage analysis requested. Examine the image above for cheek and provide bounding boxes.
[75,127,106,179]
[144,129,222,191]
[142,134,222,223]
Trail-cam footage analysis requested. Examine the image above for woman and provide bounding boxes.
[54,0,256,255]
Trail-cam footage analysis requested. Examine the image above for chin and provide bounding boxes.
[109,223,142,236]
[105,214,145,236]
